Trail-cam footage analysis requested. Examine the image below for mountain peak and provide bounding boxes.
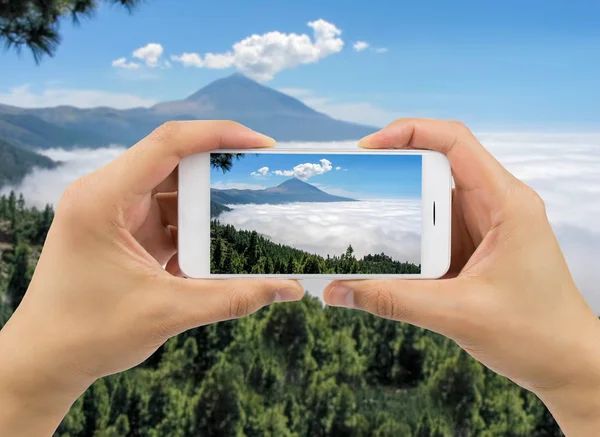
[272,177,323,193]
[277,177,310,187]
[181,74,324,117]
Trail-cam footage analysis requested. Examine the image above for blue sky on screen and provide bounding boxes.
[1,0,600,130]
[210,154,422,200]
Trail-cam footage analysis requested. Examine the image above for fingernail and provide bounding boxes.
[253,131,276,147]
[358,132,378,147]
[328,285,354,308]
[274,287,301,302]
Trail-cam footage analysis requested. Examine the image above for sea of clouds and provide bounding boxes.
[1,134,599,312]
[217,200,422,264]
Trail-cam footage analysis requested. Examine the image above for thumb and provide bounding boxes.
[324,278,475,338]
[155,277,305,337]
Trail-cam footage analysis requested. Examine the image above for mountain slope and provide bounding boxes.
[0,74,377,146]
[0,137,56,186]
[211,178,356,205]
[0,113,111,149]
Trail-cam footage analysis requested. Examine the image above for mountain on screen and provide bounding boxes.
[211,177,356,210]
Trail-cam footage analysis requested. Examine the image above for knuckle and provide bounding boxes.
[140,291,181,340]
[528,187,547,213]
[219,119,242,129]
[228,291,250,319]
[447,119,469,131]
[151,121,180,143]
[56,177,90,221]
[364,286,404,320]
[515,183,547,216]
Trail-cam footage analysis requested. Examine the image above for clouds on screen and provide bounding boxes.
[217,200,422,264]
[1,133,599,312]
[251,166,270,176]
[254,158,334,180]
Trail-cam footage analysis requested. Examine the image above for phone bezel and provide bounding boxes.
[178,148,452,279]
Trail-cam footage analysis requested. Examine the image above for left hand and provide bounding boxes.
[0,121,304,436]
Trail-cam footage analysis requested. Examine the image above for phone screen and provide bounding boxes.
[209,152,422,275]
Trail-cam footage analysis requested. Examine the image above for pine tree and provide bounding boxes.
[222,249,234,274]
[82,379,111,436]
[213,237,224,273]
[6,243,30,311]
[1,0,144,62]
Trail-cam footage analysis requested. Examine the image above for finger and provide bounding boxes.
[169,225,178,248]
[165,252,183,277]
[324,278,475,338]
[156,192,177,227]
[155,166,178,194]
[101,120,275,200]
[446,188,477,276]
[158,278,305,335]
[359,118,513,195]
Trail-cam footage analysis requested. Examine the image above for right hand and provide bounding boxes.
[324,118,600,436]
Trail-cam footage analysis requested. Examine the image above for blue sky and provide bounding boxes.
[210,154,422,200]
[1,0,600,130]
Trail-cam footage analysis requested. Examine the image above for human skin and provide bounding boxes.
[324,118,600,436]
[0,121,304,436]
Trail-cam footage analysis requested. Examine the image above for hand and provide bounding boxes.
[0,121,304,436]
[324,118,600,436]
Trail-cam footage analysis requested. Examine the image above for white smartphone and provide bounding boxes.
[178,148,452,279]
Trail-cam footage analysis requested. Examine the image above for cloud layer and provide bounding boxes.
[1,134,599,312]
[217,200,422,264]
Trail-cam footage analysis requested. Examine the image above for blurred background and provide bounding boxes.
[1,1,598,435]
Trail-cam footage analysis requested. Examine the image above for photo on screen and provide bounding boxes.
[209,153,422,274]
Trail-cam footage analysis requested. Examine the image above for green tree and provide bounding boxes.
[6,243,31,311]
[212,237,224,273]
[1,0,143,62]
[82,379,110,436]
[210,153,246,173]
[428,352,486,436]
[245,230,261,271]
[191,360,246,437]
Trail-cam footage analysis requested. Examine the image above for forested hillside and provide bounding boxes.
[0,136,56,186]
[210,220,421,274]
[0,193,564,436]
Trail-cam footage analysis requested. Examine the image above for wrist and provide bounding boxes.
[534,328,600,436]
[0,311,91,435]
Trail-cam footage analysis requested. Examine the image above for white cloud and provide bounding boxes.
[171,52,203,67]
[170,51,236,69]
[375,47,388,54]
[251,166,270,176]
[0,147,127,207]
[217,200,422,264]
[204,52,236,69]
[171,19,344,81]
[273,158,333,180]
[132,43,164,67]
[335,166,341,170]
[353,41,369,52]
[0,84,157,109]
[111,57,141,69]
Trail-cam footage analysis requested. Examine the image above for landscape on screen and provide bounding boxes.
[209,153,422,274]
